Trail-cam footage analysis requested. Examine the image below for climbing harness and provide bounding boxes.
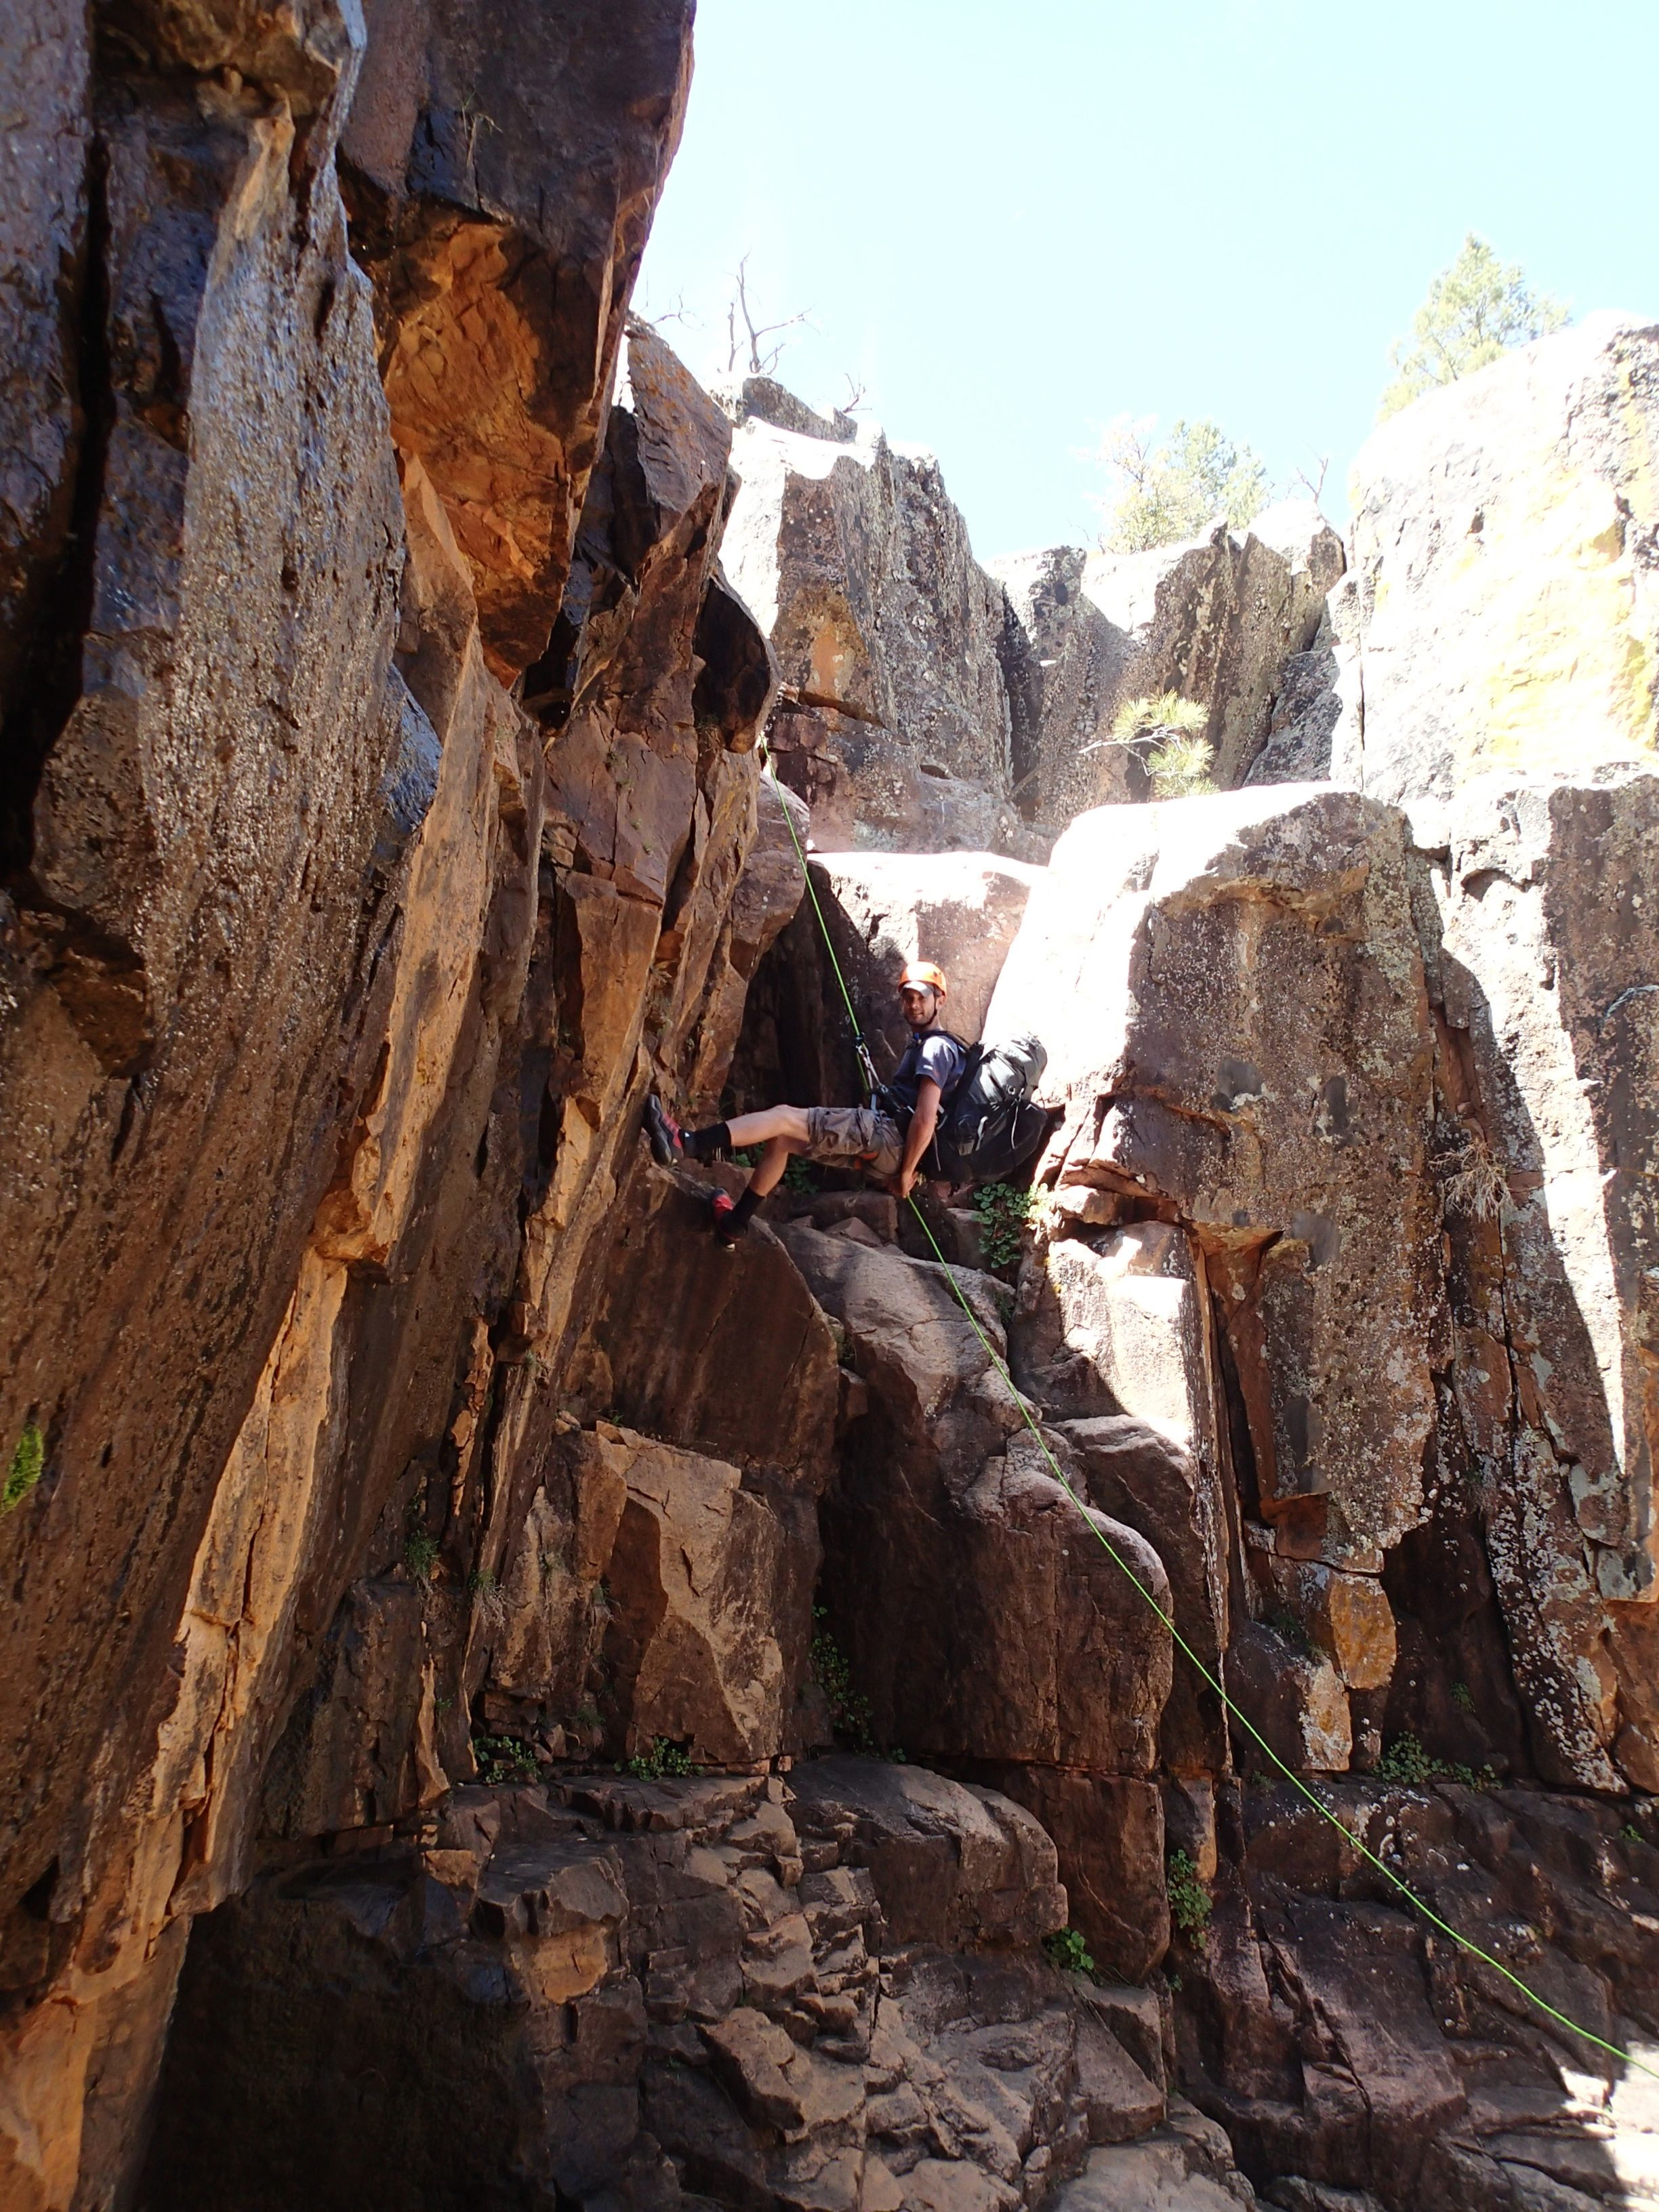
[762,753,1658,2082]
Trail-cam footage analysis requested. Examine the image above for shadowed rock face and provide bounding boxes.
[342,0,697,679]
[0,9,790,2203]
[143,1765,1163,2212]
[0,0,412,2123]
[992,504,1345,825]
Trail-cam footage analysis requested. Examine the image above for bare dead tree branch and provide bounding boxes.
[1291,453,1330,504]
[724,253,812,376]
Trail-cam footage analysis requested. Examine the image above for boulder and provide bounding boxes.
[991,502,1345,828]
[1059,1411,1233,1776]
[788,1759,1066,1952]
[991,787,1440,1586]
[974,1766,1171,1984]
[1339,314,1659,819]
[808,847,1044,1068]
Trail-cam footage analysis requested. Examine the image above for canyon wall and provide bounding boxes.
[716,380,1349,858]
[0,7,1656,2208]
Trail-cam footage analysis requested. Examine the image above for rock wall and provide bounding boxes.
[0,7,821,2203]
[1338,314,1659,819]
[718,378,1032,856]
[993,503,1345,822]
[729,318,1659,2212]
[2,17,1657,2211]
[717,385,1347,861]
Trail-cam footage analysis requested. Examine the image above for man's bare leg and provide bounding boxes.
[723,1106,811,1197]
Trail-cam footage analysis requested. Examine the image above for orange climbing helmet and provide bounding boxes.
[898,960,947,996]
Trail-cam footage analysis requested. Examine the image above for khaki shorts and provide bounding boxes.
[804,1105,904,1179]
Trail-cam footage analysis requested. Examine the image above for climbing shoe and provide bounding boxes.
[644,1095,684,1167]
[710,1190,750,1246]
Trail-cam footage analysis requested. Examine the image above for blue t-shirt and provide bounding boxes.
[888,1028,968,1115]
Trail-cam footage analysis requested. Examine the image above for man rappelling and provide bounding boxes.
[644,961,968,1245]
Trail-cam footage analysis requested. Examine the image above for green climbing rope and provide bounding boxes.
[763,753,1657,2082]
[766,752,872,1096]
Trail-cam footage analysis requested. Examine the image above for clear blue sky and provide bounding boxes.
[638,0,1659,562]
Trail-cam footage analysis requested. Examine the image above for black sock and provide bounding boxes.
[730,1185,763,1227]
[684,1121,731,1162]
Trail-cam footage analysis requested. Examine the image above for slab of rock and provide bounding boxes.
[976,1766,1171,1984]
[1338,314,1659,818]
[344,0,697,677]
[783,1223,1173,1777]
[1420,772,1659,1790]
[991,787,1440,1589]
[718,379,1028,855]
[789,1759,1065,1952]
[485,1418,820,1769]
[1049,2129,1255,2211]
[1059,1410,1233,1775]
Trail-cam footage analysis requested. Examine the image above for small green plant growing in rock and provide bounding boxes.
[1167,1849,1212,1951]
[468,1568,508,1631]
[1622,1823,1646,1847]
[972,1183,1036,1270]
[1376,1732,1436,1785]
[4,1422,44,1513]
[404,1530,440,1584]
[622,1737,698,1780]
[1452,1679,1476,1713]
[1376,1729,1498,1790]
[811,1607,876,1753]
[1044,1927,1095,1976]
[473,1733,537,1784]
[782,1155,817,1194]
[1110,693,1216,798]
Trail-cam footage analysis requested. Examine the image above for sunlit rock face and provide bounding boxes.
[717,377,1033,857]
[1338,314,1659,819]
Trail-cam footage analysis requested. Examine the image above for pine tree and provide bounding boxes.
[1094,417,1268,553]
[1380,234,1568,420]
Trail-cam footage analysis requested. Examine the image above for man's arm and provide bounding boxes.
[893,1076,941,1202]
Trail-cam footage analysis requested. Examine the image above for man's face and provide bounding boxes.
[899,985,937,1029]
